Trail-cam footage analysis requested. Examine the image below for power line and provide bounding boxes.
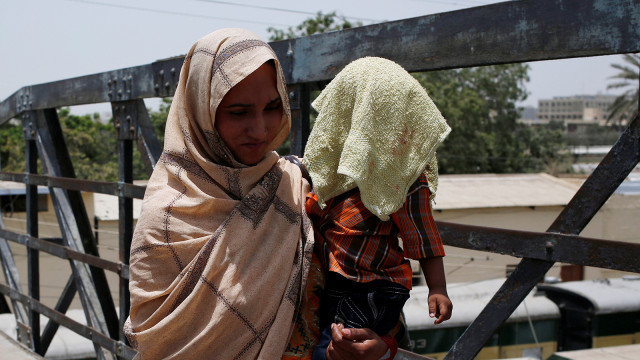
[191,0,381,23]
[64,0,290,27]
[409,0,494,6]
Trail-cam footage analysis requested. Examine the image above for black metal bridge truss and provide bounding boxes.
[0,1,639,359]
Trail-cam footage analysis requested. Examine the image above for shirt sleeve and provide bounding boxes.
[391,173,445,259]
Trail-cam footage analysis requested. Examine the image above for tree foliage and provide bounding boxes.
[415,64,568,174]
[607,53,639,128]
[267,11,361,41]
[0,101,170,181]
[0,120,26,173]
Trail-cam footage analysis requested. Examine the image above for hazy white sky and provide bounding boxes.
[1,0,628,115]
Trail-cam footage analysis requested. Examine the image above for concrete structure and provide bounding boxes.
[537,95,617,128]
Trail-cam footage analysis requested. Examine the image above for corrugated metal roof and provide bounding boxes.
[434,173,581,210]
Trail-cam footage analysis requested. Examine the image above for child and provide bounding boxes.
[303,57,453,360]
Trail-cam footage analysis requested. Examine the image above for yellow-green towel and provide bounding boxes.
[304,57,451,220]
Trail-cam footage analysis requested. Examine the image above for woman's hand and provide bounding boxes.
[325,323,389,360]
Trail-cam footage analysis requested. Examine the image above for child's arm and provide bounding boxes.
[419,257,452,324]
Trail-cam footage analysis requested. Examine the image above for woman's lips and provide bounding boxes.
[241,141,266,150]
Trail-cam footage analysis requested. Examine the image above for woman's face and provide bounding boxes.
[215,63,283,165]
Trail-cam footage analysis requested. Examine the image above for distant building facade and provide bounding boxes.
[537,94,616,129]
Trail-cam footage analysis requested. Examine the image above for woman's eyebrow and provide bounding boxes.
[224,103,252,108]
[268,96,282,105]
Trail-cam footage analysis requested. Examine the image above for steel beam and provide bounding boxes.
[287,84,311,156]
[111,101,135,345]
[0,229,125,276]
[131,100,162,175]
[437,222,640,273]
[0,172,145,199]
[40,276,76,354]
[0,283,137,360]
[3,0,640,124]
[445,113,640,359]
[32,109,117,359]
[0,218,30,342]
[25,124,41,354]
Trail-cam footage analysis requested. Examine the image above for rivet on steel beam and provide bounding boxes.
[545,241,554,251]
[159,69,165,76]
[164,82,170,88]
[170,67,176,75]
[130,126,135,133]
[287,42,293,57]
[289,91,295,99]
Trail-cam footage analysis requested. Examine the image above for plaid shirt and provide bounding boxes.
[305,173,445,289]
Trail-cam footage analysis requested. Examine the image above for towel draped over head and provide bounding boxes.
[304,56,451,221]
[125,28,314,359]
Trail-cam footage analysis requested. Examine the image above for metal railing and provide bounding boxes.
[0,0,639,359]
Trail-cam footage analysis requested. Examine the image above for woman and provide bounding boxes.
[124,28,388,359]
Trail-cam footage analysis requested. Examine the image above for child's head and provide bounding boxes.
[304,57,450,220]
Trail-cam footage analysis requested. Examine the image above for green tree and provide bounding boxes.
[267,11,360,41]
[0,120,26,173]
[58,108,118,181]
[607,53,639,128]
[414,64,553,174]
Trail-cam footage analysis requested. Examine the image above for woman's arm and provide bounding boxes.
[326,323,389,360]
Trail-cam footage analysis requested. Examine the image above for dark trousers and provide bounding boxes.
[312,272,410,360]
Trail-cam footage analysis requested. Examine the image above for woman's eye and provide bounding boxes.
[266,103,282,111]
[229,110,248,116]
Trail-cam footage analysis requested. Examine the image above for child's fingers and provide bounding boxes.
[434,299,453,324]
[428,297,438,318]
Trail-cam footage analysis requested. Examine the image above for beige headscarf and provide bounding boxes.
[125,28,314,360]
[304,57,451,221]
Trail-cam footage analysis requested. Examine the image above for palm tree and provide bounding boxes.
[607,54,639,128]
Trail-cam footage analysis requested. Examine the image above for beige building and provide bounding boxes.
[537,95,617,128]
[431,173,640,283]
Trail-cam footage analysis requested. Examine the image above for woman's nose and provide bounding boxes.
[246,113,267,138]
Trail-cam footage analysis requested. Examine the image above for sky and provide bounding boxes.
[1,0,629,116]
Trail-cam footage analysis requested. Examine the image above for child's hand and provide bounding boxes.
[428,288,452,325]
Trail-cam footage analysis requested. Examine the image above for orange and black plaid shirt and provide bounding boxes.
[305,173,445,290]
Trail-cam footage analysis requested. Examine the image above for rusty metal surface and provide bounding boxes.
[438,221,640,273]
[272,0,640,83]
[0,283,136,360]
[0,229,125,277]
[0,172,146,199]
[40,276,76,354]
[130,99,162,174]
[3,0,640,124]
[34,109,119,349]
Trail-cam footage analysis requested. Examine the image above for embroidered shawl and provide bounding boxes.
[125,28,314,360]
